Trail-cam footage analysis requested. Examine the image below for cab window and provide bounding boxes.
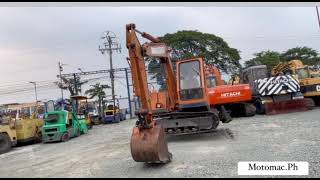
[206,76,217,88]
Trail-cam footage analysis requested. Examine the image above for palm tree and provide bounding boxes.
[85,83,111,117]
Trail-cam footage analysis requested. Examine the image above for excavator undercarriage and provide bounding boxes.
[154,110,220,135]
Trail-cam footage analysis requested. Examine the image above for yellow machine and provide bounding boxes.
[228,74,240,85]
[103,105,125,123]
[272,59,320,105]
[0,106,44,154]
[309,68,320,78]
[71,95,93,129]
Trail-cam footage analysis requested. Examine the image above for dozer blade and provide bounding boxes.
[130,123,172,163]
[264,98,314,115]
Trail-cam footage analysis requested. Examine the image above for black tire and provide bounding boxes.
[0,133,12,154]
[304,98,315,110]
[75,129,81,137]
[314,97,320,106]
[219,106,232,123]
[34,130,42,143]
[254,99,265,114]
[211,115,220,129]
[115,116,120,123]
[61,132,70,142]
[33,126,42,143]
[244,103,256,117]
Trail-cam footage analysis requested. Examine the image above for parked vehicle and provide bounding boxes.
[102,108,125,123]
[0,107,43,154]
[71,95,93,129]
[42,96,90,143]
[42,110,85,143]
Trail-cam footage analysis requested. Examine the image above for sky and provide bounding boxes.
[0,4,319,107]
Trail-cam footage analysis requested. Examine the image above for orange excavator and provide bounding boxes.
[126,23,254,164]
[205,65,255,118]
[150,64,255,119]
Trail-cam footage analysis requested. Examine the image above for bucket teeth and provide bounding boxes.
[130,123,172,163]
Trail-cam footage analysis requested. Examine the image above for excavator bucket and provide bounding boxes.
[264,98,314,115]
[130,123,172,163]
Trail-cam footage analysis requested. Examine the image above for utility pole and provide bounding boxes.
[73,73,78,95]
[29,81,38,103]
[58,61,65,109]
[125,68,133,119]
[73,73,79,113]
[99,31,121,122]
[316,6,320,30]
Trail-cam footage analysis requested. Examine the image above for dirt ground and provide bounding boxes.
[0,108,319,178]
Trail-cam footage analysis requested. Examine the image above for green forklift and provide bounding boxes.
[42,96,89,143]
[71,95,93,129]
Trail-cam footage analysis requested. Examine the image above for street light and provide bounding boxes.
[29,81,38,103]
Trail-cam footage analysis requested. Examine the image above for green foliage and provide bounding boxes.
[85,83,110,117]
[147,30,241,89]
[56,76,88,96]
[245,46,320,73]
[244,51,281,72]
[280,46,320,65]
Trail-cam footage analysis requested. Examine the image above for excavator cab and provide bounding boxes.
[206,75,217,88]
[177,58,209,111]
[295,66,310,79]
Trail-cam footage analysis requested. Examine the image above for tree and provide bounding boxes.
[55,76,88,96]
[147,30,241,89]
[85,83,110,117]
[244,47,320,73]
[244,51,281,72]
[280,46,320,65]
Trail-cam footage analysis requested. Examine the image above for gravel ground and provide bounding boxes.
[0,108,319,178]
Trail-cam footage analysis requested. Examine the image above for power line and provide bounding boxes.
[0,83,58,93]
[0,79,58,87]
[0,84,58,95]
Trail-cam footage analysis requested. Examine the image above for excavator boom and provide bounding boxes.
[126,23,172,163]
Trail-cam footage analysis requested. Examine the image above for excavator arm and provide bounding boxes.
[126,24,178,117]
[126,24,152,125]
[126,23,172,163]
[272,60,306,76]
